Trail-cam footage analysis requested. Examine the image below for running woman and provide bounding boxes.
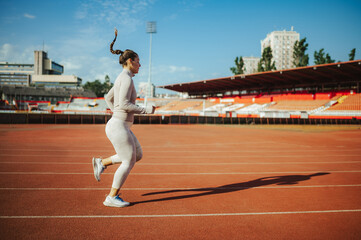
[92,28,155,207]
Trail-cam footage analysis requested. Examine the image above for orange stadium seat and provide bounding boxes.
[326,93,361,111]
[265,100,330,111]
[157,100,203,111]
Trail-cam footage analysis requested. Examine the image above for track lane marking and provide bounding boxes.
[0,170,360,175]
[1,149,359,153]
[1,154,360,158]
[1,185,361,191]
[1,149,360,154]
[1,209,361,219]
[1,161,360,165]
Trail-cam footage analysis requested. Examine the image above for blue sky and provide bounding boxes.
[1,0,361,94]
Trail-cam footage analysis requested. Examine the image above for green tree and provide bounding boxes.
[314,49,326,65]
[258,46,276,72]
[104,75,112,91]
[83,75,113,97]
[314,48,335,64]
[293,37,309,67]
[230,56,245,75]
[349,48,356,61]
[325,53,335,63]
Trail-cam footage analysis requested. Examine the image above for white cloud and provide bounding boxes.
[62,59,82,71]
[2,1,158,87]
[24,13,36,19]
[0,43,37,63]
[0,43,13,61]
[168,65,192,73]
[167,14,178,20]
[74,0,154,32]
[44,0,156,85]
[90,56,120,81]
[150,65,193,75]
[57,26,104,56]
[137,64,197,87]
[0,43,196,89]
[60,54,121,83]
[178,0,204,12]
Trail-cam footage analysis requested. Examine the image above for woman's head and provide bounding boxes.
[110,28,140,73]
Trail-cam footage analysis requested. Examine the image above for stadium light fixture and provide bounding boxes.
[145,21,156,106]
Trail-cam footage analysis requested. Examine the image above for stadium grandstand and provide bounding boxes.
[0,85,96,112]
[51,97,110,115]
[157,60,361,121]
[0,60,360,124]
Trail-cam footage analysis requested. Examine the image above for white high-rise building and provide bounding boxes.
[138,81,155,98]
[243,57,260,74]
[0,51,81,86]
[261,28,300,70]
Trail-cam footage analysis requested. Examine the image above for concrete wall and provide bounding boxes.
[1,113,359,125]
[31,75,81,85]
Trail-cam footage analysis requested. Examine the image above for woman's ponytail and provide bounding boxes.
[110,27,138,66]
[110,29,124,55]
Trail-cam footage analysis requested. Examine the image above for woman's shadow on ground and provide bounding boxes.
[131,172,330,206]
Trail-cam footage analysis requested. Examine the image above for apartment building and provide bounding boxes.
[261,28,300,70]
[243,56,261,74]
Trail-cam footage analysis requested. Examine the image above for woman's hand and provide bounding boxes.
[145,105,156,114]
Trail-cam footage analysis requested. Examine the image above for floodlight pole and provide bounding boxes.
[145,21,156,108]
[148,32,153,97]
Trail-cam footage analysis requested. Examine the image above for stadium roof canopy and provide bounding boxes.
[158,60,361,96]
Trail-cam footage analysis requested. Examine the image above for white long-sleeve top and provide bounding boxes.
[105,69,152,122]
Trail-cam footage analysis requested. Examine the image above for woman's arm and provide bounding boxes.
[105,86,115,111]
[118,77,152,114]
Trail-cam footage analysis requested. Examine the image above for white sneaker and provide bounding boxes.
[103,195,130,207]
[92,157,106,182]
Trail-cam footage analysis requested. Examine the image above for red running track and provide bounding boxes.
[0,124,361,239]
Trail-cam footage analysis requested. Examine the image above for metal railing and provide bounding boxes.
[0,112,360,125]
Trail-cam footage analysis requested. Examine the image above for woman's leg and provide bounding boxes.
[130,130,143,162]
[105,130,142,164]
[98,119,122,168]
[109,141,135,197]
[106,120,136,197]
[101,154,120,166]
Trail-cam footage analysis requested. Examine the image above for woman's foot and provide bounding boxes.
[103,195,130,207]
[92,157,106,181]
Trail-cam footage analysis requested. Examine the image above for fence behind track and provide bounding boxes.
[0,112,360,125]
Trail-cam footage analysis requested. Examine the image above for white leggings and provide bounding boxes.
[105,117,143,189]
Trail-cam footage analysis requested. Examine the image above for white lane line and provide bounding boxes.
[1,154,360,158]
[1,209,361,219]
[0,142,298,149]
[0,170,360,175]
[1,149,360,153]
[1,161,360,165]
[1,149,359,153]
[0,162,90,165]
[151,155,361,158]
[139,161,361,165]
[1,185,361,191]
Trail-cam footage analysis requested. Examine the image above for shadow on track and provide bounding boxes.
[131,172,330,206]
